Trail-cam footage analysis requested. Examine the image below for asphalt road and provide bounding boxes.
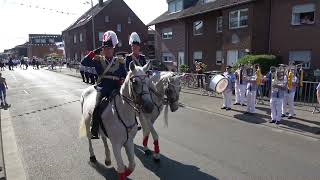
[2,68,320,180]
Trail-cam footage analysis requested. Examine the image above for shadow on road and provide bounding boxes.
[232,109,268,124]
[280,120,320,135]
[134,145,217,180]
[88,161,133,180]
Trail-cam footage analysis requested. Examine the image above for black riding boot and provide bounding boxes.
[91,92,102,139]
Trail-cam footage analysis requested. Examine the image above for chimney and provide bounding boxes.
[99,0,103,7]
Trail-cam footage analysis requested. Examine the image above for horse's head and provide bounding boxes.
[164,73,182,112]
[126,61,154,113]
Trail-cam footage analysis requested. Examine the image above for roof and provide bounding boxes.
[148,0,255,26]
[63,0,113,32]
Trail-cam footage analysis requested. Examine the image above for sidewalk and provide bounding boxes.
[52,68,320,139]
[0,110,6,180]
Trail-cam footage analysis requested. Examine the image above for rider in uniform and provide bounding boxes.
[83,30,127,139]
[125,32,146,71]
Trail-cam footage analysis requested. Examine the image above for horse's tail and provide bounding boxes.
[79,92,87,138]
[163,104,169,127]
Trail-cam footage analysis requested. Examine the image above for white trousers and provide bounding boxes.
[270,98,283,121]
[282,91,295,116]
[239,84,246,104]
[246,90,256,113]
[235,83,240,103]
[223,90,232,108]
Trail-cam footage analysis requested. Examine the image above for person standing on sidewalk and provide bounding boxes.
[79,62,86,82]
[282,67,298,119]
[221,66,235,111]
[270,70,287,124]
[245,65,257,114]
[234,64,246,106]
[0,73,8,107]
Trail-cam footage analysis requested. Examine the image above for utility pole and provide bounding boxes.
[90,0,96,49]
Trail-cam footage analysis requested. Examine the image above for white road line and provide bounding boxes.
[1,110,27,180]
[23,90,30,95]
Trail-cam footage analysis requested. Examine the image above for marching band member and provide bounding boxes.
[270,69,287,124]
[221,66,235,111]
[245,65,257,114]
[82,30,127,139]
[234,64,246,106]
[282,67,298,119]
[125,32,146,70]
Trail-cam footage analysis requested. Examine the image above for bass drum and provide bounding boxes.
[209,74,229,93]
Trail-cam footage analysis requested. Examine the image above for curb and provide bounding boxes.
[0,110,7,180]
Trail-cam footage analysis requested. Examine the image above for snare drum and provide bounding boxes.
[209,74,229,93]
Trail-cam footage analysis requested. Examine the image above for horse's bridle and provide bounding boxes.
[165,82,180,105]
[129,75,152,110]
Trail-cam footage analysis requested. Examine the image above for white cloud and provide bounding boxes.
[0,0,167,52]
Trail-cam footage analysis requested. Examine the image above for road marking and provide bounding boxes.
[1,109,27,180]
[23,90,30,95]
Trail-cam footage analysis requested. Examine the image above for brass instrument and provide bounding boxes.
[272,67,287,91]
[243,65,256,82]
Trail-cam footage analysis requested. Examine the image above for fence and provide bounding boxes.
[179,73,320,110]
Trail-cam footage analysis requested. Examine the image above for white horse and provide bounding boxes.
[79,62,154,180]
[138,71,182,161]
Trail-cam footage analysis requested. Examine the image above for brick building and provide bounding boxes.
[27,34,63,58]
[62,0,148,62]
[149,0,320,71]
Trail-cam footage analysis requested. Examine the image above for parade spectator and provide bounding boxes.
[195,61,204,88]
[0,73,8,107]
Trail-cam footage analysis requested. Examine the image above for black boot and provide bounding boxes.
[91,107,100,139]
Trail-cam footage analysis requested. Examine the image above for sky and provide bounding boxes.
[0,0,167,52]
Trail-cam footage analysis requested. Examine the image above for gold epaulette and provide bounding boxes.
[93,55,104,61]
[115,57,125,64]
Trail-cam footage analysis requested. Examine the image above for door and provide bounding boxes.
[227,50,238,66]
[178,51,185,66]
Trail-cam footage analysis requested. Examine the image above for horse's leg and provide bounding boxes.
[101,136,111,166]
[140,116,151,154]
[112,143,126,180]
[149,125,160,162]
[124,140,135,177]
[85,115,96,163]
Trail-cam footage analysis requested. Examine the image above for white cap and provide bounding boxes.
[129,32,141,46]
[103,31,119,48]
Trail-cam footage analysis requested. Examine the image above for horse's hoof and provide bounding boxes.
[105,159,111,166]
[90,156,97,163]
[144,149,152,155]
[153,153,160,163]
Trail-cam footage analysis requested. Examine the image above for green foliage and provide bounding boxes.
[46,53,63,61]
[233,54,281,74]
[179,64,189,73]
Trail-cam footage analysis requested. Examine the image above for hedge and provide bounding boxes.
[233,55,281,74]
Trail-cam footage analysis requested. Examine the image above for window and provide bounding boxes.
[79,33,83,42]
[168,0,183,13]
[73,34,77,43]
[162,28,173,39]
[217,16,223,32]
[98,32,104,42]
[162,53,173,62]
[193,51,203,62]
[41,39,46,43]
[128,16,132,24]
[289,50,311,69]
[49,38,55,43]
[193,21,204,35]
[292,4,315,25]
[105,16,109,23]
[35,39,40,43]
[216,50,223,65]
[229,9,248,29]
[117,24,122,32]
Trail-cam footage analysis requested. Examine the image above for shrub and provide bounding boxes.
[233,54,281,74]
[179,64,189,73]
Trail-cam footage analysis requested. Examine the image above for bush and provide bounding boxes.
[233,54,281,74]
[179,64,189,73]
